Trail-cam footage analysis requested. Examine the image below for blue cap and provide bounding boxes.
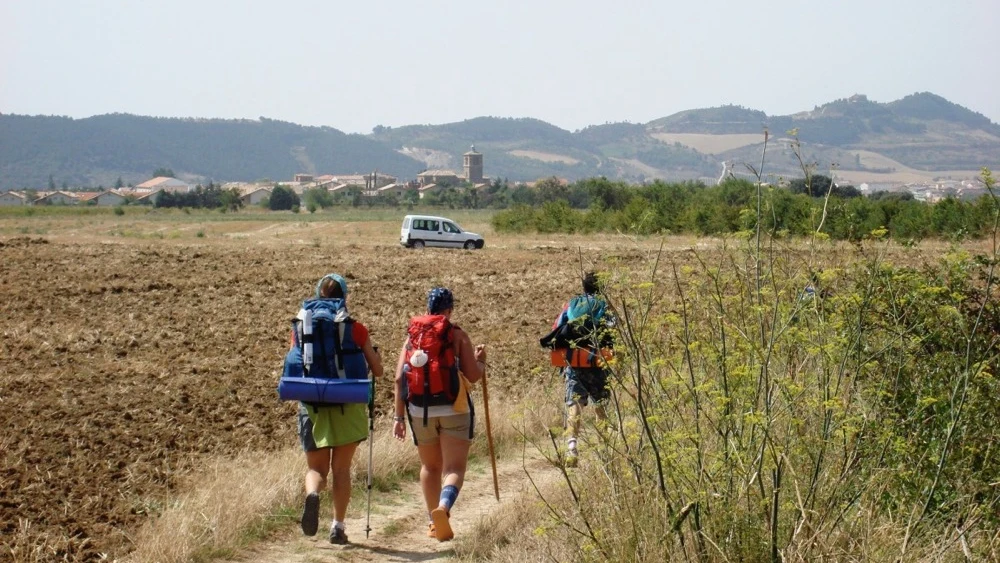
[427,287,454,314]
[315,273,348,298]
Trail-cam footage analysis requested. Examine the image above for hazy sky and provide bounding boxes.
[2,0,997,134]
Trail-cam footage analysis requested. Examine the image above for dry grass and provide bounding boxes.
[124,418,420,563]
[454,474,572,562]
[124,448,302,563]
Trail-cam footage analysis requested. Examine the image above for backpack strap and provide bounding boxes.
[422,363,430,426]
[332,320,345,374]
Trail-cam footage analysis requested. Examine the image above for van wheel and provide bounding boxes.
[464,240,476,250]
[412,240,425,249]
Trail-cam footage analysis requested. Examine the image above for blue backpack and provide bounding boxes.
[567,294,606,325]
[279,298,370,405]
[540,294,613,353]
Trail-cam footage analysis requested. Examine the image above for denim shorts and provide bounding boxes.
[564,367,609,406]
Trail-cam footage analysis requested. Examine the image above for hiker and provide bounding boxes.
[540,272,614,467]
[292,273,384,544]
[391,287,487,542]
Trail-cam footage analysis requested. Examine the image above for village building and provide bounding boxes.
[463,145,484,183]
[239,186,272,206]
[415,145,486,197]
[375,182,418,198]
[79,190,128,206]
[132,189,164,205]
[135,176,191,193]
[34,191,79,205]
[417,170,461,186]
[0,191,30,206]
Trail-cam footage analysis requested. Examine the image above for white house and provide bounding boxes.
[133,189,164,205]
[34,191,79,205]
[375,183,413,198]
[0,191,29,206]
[80,190,128,207]
[135,176,191,193]
[418,183,441,199]
[240,186,271,206]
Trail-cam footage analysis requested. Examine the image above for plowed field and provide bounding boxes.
[0,213,661,561]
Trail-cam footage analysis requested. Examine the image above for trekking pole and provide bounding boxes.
[480,365,500,501]
[365,378,374,538]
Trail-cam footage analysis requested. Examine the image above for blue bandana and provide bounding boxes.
[427,287,454,314]
[315,273,348,298]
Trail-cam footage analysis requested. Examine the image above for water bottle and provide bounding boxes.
[302,309,313,368]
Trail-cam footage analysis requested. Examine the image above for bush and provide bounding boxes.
[268,185,300,211]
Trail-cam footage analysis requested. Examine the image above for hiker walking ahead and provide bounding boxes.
[541,272,614,467]
[392,287,487,542]
[292,274,384,544]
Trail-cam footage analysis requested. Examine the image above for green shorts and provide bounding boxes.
[298,402,368,451]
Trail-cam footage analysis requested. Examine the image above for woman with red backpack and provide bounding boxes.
[391,287,487,541]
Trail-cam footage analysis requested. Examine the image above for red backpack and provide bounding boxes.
[403,314,459,423]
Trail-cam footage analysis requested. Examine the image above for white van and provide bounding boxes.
[400,215,484,249]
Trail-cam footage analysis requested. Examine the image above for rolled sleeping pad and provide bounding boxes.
[278,377,372,404]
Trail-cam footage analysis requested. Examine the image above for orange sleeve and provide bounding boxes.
[352,322,370,348]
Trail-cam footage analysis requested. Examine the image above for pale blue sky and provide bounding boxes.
[2,0,997,134]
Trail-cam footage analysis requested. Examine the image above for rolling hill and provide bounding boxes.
[0,114,424,189]
[1,92,997,189]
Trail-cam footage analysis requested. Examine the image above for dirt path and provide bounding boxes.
[235,452,555,563]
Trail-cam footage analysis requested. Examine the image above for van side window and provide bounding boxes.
[413,219,427,230]
[444,222,459,233]
[429,220,440,231]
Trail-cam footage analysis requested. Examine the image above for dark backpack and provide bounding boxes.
[402,314,459,424]
[280,298,368,406]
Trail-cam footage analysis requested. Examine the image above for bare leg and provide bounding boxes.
[330,442,360,522]
[565,402,583,442]
[417,443,443,513]
[439,434,472,492]
[305,448,331,494]
[594,403,607,422]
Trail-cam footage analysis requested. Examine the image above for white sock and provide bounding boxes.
[332,520,345,532]
[567,438,578,452]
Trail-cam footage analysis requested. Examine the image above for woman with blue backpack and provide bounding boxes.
[391,287,488,542]
[289,273,384,544]
[540,272,614,467]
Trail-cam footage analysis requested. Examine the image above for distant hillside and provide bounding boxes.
[1,92,997,189]
[648,106,768,134]
[371,117,715,182]
[0,114,423,188]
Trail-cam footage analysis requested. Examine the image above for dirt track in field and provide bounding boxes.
[0,218,659,561]
[235,451,558,563]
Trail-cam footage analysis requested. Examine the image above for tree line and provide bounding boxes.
[489,175,996,241]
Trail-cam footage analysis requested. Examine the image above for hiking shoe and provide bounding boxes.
[430,507,454,541]
[329,525,348,545]
[300,493,320,536]
[427,523,436,538]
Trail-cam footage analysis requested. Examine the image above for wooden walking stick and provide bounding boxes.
[480,362,500,501]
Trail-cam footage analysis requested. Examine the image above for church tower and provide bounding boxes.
[463,144,483,183]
